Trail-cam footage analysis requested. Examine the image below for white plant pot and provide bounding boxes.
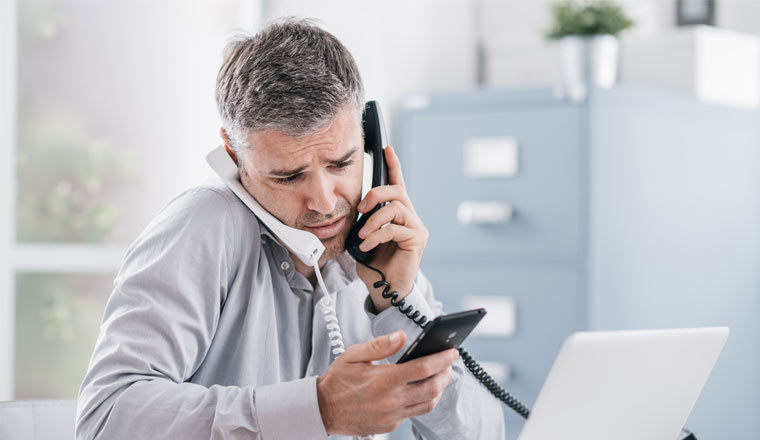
[560,35,620,100]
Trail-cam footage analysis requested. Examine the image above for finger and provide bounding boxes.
[341,331,407,363]
[403,367,452,406]
[395,348,459,383]
[384,146,406,188]
[396,388,442,418]
[358,185,412,214]
[358,201,411,239]
[358,223,418,253]
[397,393,443,419]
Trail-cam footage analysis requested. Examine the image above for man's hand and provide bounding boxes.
[355,146,428,312]
[316,331,458,436]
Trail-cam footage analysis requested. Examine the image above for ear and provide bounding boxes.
[220,128,239,166]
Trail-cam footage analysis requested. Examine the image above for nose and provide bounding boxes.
[305,171,338,215]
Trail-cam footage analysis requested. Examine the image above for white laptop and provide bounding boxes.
[517,327,729,440]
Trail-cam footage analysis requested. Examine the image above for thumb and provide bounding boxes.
[342,331,406,363]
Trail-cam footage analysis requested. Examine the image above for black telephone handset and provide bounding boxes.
[345,101,533,420]
[345,101,389,264]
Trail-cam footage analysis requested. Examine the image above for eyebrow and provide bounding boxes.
[268,146,360,177]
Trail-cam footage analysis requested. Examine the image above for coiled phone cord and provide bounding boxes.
[361,262,532,420]
[314,263,374,440]
[313,262,346,357]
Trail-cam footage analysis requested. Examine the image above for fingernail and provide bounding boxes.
[389,331,402,345]
[358,200,366,212]
[453,350,460,360]
[358,228,366,238]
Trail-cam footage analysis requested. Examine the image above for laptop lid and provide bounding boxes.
[517,327,729,440]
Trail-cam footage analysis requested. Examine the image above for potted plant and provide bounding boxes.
[546,0,634,98]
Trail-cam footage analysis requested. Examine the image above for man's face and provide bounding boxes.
[237,106,364,265]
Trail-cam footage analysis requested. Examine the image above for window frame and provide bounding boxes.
[1,0,18,401]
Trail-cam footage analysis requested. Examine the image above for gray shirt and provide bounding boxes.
[75,180,505,439]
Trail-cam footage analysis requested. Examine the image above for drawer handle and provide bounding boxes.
[457,201,513,225]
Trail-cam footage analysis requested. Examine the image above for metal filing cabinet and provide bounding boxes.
[394,88,588,439]
[391,86,760,439]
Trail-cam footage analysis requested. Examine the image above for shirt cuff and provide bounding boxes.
[255,376,328,440]
[366,282,439,364]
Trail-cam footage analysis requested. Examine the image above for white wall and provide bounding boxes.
[718,0,760,34]
[262,0,478,127]
[262,1,760,94]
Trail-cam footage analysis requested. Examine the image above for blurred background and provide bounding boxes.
[1,1,759,439]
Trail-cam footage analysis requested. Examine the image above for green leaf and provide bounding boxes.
[545,0,634,39]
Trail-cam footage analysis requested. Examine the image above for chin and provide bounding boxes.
[318,225,352,264]
[320,237,346,262]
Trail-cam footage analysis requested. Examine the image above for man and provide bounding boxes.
[76,18,504,439]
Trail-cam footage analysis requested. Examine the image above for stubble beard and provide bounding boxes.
[294,199,358,265]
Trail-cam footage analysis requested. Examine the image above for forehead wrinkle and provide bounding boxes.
[247,106,361,176]
[254,139,359,179]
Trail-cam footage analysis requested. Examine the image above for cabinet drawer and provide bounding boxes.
[399,105,583,261]
[420,262,585,403]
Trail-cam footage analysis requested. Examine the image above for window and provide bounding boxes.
[2,0,258,400]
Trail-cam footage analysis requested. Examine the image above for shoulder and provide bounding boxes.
[120,179,267,281]
[155,178,261,235]
[164,179,249,215]
[128,179,265,266]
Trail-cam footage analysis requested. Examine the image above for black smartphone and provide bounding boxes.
[397,308,486,363]
[345,100,389,264]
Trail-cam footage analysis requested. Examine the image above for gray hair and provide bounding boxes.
[215,17,365,152]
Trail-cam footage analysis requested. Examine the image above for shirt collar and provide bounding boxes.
[257,218,357,293]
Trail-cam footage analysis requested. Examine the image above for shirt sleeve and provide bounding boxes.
[365,271,506,440]
[256,377,327,439]
[75,187,328,440]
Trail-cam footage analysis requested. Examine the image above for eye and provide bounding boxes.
[274,174,302,185]
[333,159,354,170]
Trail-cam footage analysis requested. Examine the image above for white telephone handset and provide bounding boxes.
[206,145,346,358]
[205,146,325,267]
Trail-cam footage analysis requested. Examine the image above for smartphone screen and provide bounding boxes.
[397,308,486,363]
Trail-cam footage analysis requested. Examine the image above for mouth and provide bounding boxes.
[303,215,347,239]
